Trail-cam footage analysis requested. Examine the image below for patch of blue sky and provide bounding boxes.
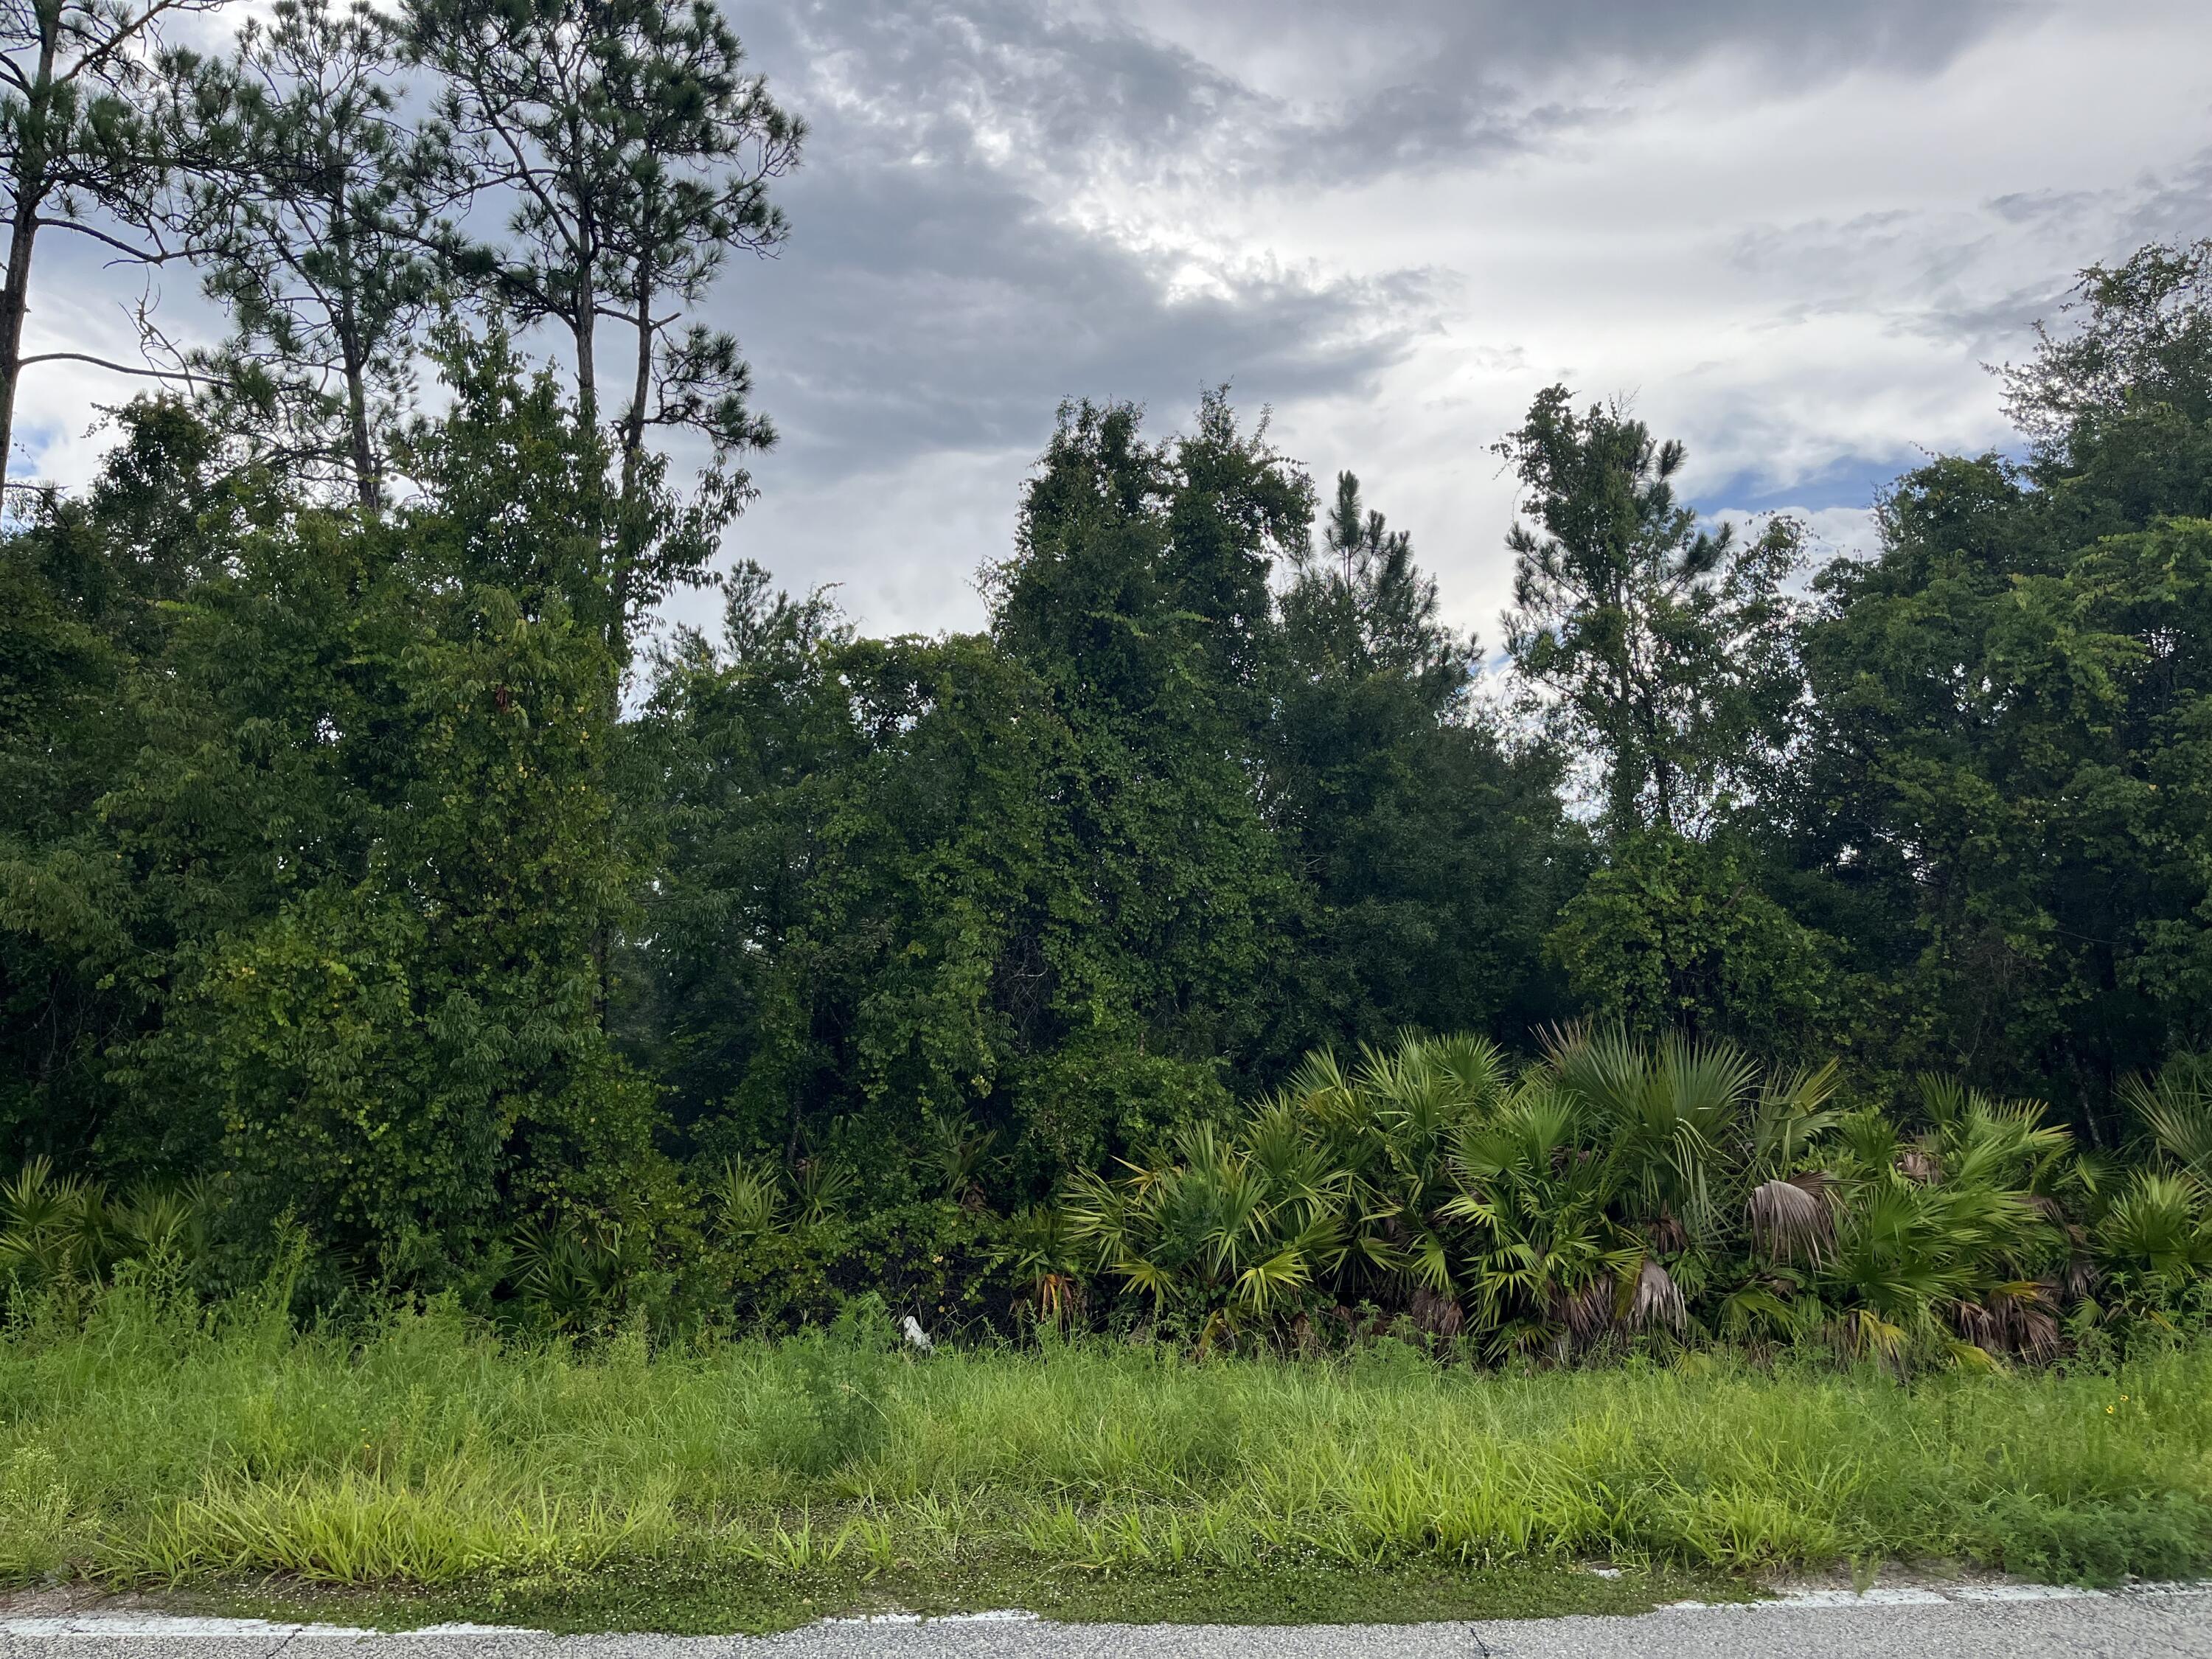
[1692,452,1919,518]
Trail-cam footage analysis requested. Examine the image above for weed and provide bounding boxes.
[5,1286,2212,1615]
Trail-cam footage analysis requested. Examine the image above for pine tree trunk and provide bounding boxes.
[0,193,40,483]
[0,17,58,485]
[334,173,380,518]
[608,263,654,656]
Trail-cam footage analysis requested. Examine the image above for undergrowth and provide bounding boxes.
[4,1272,2211,1624]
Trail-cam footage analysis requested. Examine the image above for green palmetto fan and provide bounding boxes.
[1,1161,215,1294]
[1544,1025,1759,1235]
[1442,1082,1636,1356]
[1060,1121,1348,1338]
[790,1157,855,1228]
[919,1113,999,1203]
[507,1214,650,1329]
[2096,1170,2212,1295]
[703,1156,785,1242]
[2121,1055,2212,1182]
[1276,1031,1509,1301]
[114,1180,218,1264]
[0,1158,101,1287]
[1040,1029,2199,1368]
[1742,1063,1846,1267]
[1815,1091,2073,1363]
[992,1204,1085,1328]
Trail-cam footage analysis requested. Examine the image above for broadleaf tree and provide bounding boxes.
[1274,470,1581,1046]
[93,334,675,1276]
[1777,248,2212,1123]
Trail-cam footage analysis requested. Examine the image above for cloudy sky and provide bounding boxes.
[16,0,2212,646]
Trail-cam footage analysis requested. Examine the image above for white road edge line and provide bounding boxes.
[1669,1580,2212,1611]
[5,1585,2209,1638]
[824,1610,1042,1625]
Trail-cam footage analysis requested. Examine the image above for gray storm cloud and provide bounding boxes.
[13,0,2208,641]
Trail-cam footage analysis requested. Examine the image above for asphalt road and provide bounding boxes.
[5,1585,2211,1659]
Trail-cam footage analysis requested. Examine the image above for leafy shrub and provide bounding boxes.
[1983,1491,2212,1585]
[775,1294,898,1475]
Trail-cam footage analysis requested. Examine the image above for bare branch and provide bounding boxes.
[16,350,224,385]
[60,0,225,87]
[32,216,197,264]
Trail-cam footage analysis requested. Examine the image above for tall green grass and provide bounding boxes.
[4,1275,2211,1593]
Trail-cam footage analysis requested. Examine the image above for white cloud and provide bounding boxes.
[13,0,2212,653]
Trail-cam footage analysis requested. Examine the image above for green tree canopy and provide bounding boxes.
[1499,387,1802,836]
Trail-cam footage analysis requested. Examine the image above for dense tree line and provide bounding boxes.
[625,395,1578,1203]
[4,0,2212,1335]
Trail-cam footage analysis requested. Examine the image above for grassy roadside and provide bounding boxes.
[4,1281,2211,1632]
[183,1559,1748,1634]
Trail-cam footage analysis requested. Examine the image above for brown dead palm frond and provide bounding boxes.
[1408,1286,1465,1338]
[1627,1259,1686,1334]
[1563,1278,1614,1342]
[1966,1280,2061,1361]
[2062,1229,2101,1301]
[1950,1296,1996,1346]
[1897,1147,1941,1185]
[1750,1172,1834,1263]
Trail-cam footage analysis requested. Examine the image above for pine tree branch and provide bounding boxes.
[32,216,197,263]
[15,350,223,384]
[59,0,223,89]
